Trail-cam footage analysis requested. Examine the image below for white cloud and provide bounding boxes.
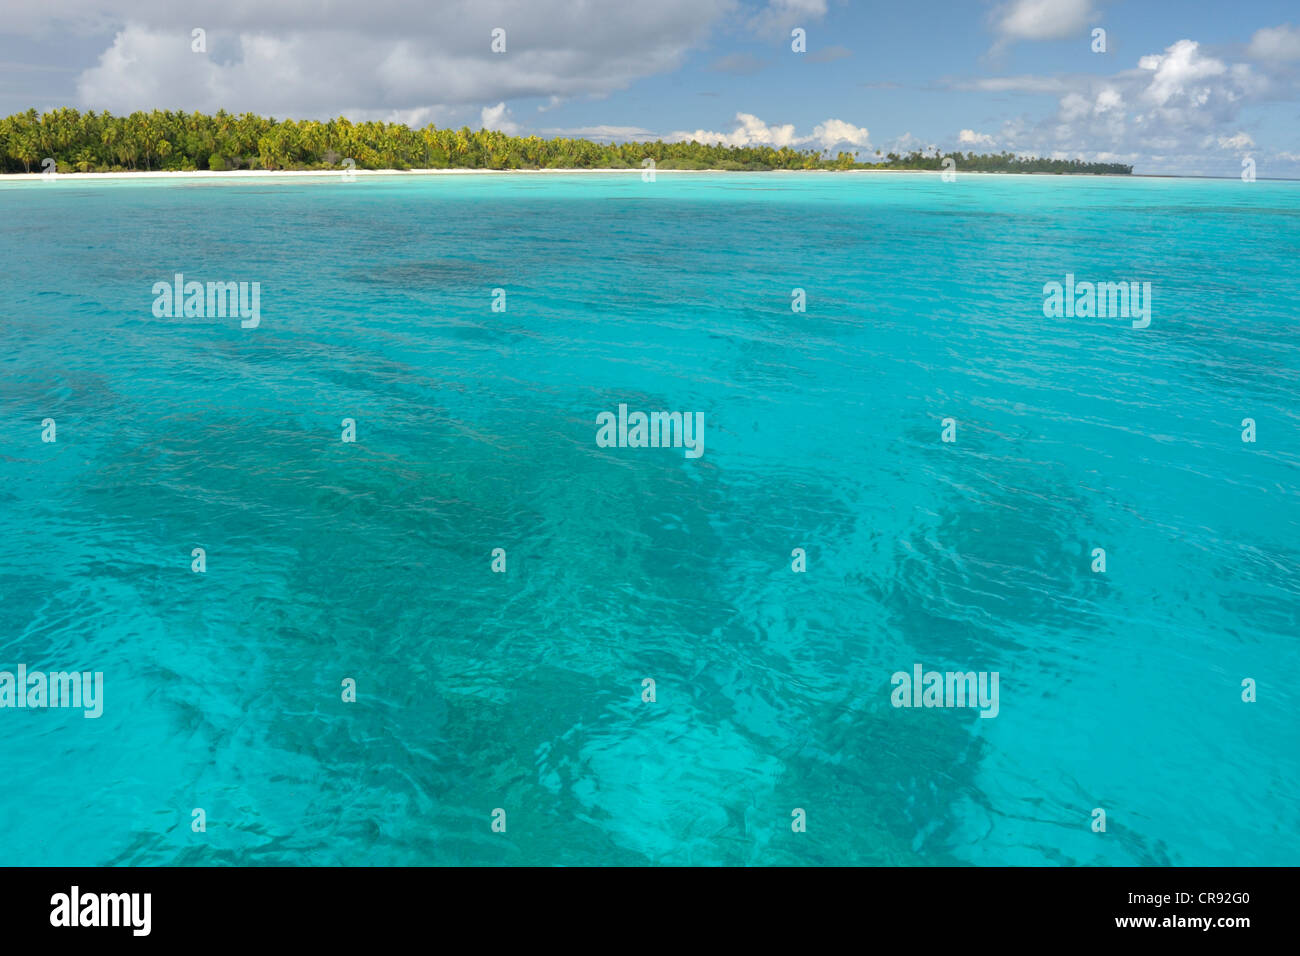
[750,0,828,36]
[350,106,448,127]
[671,112,800,148]
[1246,24,1300,61]
[958,129,996,146]
[1137,39,1227,108]
[967,35,1283,175]
[1094,86,1123,113]
[669,111,869,152]
[809,118,871,149]
[961,75,1073,93]
[480,102,518,134]
[1216,131,1255,150]
[991,0,1096,45]
[1044,40,1262,153]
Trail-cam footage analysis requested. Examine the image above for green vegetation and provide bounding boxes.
[0,108,1134,175]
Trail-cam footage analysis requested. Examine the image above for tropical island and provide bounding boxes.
[0,108,1134,176]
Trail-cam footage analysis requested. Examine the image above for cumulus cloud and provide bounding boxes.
[671,112,800,148]
[958,129,996,146]
[1094,86,1123,112]
[1138,40,1227,107]
[669,111,870,152]
[1035,41,1261,151]
[975,37,1278,174]
[990,0,1096,47]
[808,118,870,149]
[480,102,518,134]
[1246,24,1300,61]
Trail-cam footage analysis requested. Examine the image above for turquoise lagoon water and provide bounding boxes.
[0,171,1297,865]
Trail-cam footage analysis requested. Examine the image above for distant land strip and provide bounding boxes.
[0,108,1134,176]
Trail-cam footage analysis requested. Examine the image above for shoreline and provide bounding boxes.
[0,167,1288,183]
[0,167,1101,181]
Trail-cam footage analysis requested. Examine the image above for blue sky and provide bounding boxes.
[3,0,1299,175]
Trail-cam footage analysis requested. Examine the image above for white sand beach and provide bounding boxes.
[0,167,739,182]
[0,167,1145,183]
